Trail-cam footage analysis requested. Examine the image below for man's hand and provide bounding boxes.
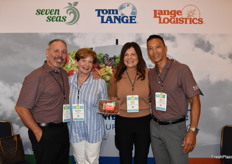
[182,130,197,153]
[15,105,43,142]
[92,68,101,79]
[34,128,43,142]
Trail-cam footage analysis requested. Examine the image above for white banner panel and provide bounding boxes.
[1,0,232,34]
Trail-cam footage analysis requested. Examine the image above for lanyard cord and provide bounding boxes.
[126,70,137,91]
[49,71,66,100]
[77,87,80,104]
[77,73,90,103]
[155,61,173,91]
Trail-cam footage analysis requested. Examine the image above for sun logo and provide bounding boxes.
[182,4,201,18]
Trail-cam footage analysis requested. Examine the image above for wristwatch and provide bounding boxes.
[189,127,199,134]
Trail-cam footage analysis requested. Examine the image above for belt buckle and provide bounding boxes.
[167,121,172,125]
[39,123,48,127]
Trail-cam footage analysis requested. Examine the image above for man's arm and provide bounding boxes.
[15,105,42,142]
[182,94,201,153]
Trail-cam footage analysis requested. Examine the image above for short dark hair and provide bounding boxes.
[115,42,147,81]
[147,35,166,46]
[75,48,97,64]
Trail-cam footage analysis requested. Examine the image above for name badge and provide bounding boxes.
[63,104,71,122]
[72,104,84,121]
[127,95,139,112]
[155,92,167,111]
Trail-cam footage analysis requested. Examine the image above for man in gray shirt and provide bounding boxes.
[147,34,202,164]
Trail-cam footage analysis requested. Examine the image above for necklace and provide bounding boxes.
[125,70,137,91]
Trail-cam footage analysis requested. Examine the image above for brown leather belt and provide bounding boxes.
[153,117,186,125]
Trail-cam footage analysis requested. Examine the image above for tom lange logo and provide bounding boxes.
[153,4,204,24]
[95,3,137,24]
[35,2,80,25]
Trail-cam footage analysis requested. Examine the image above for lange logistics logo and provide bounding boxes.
[35,2,80,25]
[153,4,204,24]
[95,3,137,24]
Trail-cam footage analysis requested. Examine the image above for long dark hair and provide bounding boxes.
[115,42,147,81]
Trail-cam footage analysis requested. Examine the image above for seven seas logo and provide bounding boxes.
[35,2,80,25]
[95,3,137,24]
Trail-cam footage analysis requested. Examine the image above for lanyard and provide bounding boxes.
[77,87,80,104]
[126,70,137,91]
[49,71,66,100]
[155,61,173,91]
[77,73,90,103]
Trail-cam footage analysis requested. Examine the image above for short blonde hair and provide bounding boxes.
[75,48,97,64]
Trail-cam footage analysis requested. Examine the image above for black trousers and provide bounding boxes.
[115,114,151,164]
[28,123,70,164]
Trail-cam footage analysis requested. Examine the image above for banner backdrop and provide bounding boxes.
[1,0,232,162]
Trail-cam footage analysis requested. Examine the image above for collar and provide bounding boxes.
[70,72,93,87]
[155,58,174,71]
[43,61,61,73]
